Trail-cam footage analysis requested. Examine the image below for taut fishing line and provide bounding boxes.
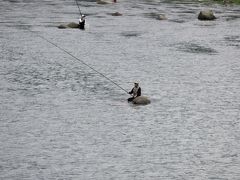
[27,30,129,94]
[75,0,82,16]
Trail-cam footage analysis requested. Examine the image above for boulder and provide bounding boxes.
[58,22,80,29]
[96,0,112,4]
[67,22,80,28]
[132,96,151,105]
[198,10,216,21]
[110,12,122,16]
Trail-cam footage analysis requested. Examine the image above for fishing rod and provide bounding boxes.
[75,0,82,16]
[27,30,129,94]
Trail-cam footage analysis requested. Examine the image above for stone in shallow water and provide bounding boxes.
[109,12,122,16]
[132,96,151,105]
[58,22,80,29]
[198,10,216,21]
[96,0,112,4]
[66,22,80,28]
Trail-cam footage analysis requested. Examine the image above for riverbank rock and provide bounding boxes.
[58,22,80,29]
[132,96,151,105]
[157,14,167,20]
[223,0,233,4]
[198,10,216,20]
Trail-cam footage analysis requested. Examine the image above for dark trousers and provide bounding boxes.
[79,22,85,29]
[128,97,135,102]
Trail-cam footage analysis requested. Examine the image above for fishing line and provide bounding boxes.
[75,0,82,16]
[27,30,129,94]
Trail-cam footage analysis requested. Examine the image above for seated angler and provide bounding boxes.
[128,82,141,102]
[79,14,86,29]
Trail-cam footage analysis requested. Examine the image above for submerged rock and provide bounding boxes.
[58,22,80,29]
[109,12,122,16]
[144,12,164,20]
[132,96,151,105]
[156,14,167,20]
[58,24,67,29]
[198,10,216,21]
[145,13,167,21]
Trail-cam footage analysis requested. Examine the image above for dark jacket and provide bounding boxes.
[79,20,85,29]
[129,87,141,97]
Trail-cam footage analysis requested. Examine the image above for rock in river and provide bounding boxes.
[132,96,151,105]
[198,10,216,21]
[109,12,122,16]
[58,22,80,29]
[96,0,113,4]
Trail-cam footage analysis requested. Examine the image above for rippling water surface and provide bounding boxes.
[0,0,240,179]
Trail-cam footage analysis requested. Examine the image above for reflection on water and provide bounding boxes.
[224,35,240,47]
[175,42,218,54]
[0,0,240,179]
[121,31,142,37]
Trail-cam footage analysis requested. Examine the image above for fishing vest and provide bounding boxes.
[133,87,139,97]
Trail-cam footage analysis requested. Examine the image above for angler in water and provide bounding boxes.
[128,82,141,102]
[79,14,86,29]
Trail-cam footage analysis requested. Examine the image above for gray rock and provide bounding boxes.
[58,22,80,29]
[132,96,151,105]
[198,10,216,21]
[96,0,112,4]
[58,24,67,29]
[67,22,80,28]
[109,12,122,16]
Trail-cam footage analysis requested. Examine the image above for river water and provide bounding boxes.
[0,0,240,179]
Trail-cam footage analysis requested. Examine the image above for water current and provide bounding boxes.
[0,0,240,179]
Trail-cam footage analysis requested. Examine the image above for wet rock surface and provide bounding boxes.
[58,22,80,29]
[198,10,216,20]
[132,96,151,105]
